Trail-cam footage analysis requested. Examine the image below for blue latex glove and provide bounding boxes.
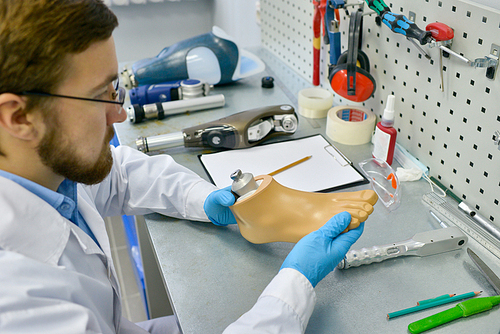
[203,186,237,226]
[281,211,364,287]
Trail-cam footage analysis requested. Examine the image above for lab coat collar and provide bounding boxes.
[0,176,70,266]
[76,185,113,258]
[76,185,121,294]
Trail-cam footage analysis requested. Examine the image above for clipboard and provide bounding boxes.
[199,134,368,192]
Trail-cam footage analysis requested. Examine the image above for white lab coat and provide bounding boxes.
[0,145,315,333]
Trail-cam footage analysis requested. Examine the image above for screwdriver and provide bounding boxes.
[426,22,454,92]
[364,0,433,45]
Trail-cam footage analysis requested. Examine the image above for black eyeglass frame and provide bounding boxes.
[20,79,126,106]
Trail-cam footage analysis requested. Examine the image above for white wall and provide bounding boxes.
[111,0,262,64]
[212,0,261,49]
[111,0,214,63]
[469,0,500,11]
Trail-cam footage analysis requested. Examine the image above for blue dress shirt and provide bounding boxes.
[0,170,100,247]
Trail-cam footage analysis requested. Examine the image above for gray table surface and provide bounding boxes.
[115,49,500,334]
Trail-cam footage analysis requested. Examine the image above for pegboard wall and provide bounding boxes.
[261,0,500,226]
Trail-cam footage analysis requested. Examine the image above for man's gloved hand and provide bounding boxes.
[280,211,364,287]
[204,186,237,226]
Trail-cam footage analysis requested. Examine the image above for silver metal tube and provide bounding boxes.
[458,201,500,242]
[160,94,225,116]
[136,131,184,153]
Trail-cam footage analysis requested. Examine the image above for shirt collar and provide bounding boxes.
[0,176,70,266]
[0,170,77,222]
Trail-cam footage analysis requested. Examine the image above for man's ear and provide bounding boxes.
[0,93,40,140]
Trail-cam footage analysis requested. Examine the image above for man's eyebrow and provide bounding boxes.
[89,73,119,94]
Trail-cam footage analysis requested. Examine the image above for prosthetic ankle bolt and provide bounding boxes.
[229,170,378,244]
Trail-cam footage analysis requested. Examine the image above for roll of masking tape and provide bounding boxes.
[326,105,376,145]
[297,87,334,118]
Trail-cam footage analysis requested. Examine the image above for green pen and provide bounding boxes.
[408,295,500,334]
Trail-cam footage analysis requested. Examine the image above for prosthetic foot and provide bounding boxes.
[230,171,378,244]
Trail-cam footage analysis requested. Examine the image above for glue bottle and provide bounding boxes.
[372,94,397,165]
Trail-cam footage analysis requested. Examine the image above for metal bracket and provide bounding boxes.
[408,11,416,23]
[493,130,500,151]
[484,43,499,80]
[428,42,499,80]
[328,17,340,33]
[428,39,453,49]
[328,0,345,9]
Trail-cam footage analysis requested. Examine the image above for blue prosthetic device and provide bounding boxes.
[121,26,265,88]
[128,79,211,105]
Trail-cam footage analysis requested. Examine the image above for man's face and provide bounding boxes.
[36,37,126,185]
[36,109,115,185]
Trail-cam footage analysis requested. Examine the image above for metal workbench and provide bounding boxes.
[114,48,500,334]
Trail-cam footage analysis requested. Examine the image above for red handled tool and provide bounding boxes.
[426,22,454,42]
[313,0,322,85]
[426,22,454,91]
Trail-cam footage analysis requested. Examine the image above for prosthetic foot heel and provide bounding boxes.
[230,174,378,244]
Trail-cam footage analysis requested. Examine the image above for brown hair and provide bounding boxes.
[0,0,118,107]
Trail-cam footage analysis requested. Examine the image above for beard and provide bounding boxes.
[36,113,114,185]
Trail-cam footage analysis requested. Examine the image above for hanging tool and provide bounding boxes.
[324,0,343,67]
[329,9,376,102]
[337,226,467,269]
[313,0,331,86]
[407,248,500,333]
[426,22,500,80]
[313,0,322,85]
[314,0,343,85]
[494,130,500,151]
[428,40,500,79]
[364,0,433,46]
[135,104,298,153]
[426,22,454,91]
[408,38,432,60]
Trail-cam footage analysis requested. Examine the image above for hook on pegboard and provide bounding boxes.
[428,42,499,80]
[493,130,500,151]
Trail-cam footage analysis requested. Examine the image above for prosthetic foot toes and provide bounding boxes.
[230,174,378,243]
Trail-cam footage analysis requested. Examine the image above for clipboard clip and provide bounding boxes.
[324,144,351,167]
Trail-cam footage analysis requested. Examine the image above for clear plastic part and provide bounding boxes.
[359,158,401,211]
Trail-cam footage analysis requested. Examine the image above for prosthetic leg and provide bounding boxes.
[230,173,378,244]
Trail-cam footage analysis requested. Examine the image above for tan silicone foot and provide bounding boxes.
[230,174,378,244]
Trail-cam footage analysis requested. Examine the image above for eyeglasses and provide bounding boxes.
[20,79,126,107]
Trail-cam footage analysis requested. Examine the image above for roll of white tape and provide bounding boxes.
[297,87,334,118]
[326,105,376,145]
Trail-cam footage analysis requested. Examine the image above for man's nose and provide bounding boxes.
[107,105,127,125]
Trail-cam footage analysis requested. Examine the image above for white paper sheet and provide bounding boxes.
[200,135,366,192]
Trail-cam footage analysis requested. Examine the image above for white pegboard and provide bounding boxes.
[261,0,500,225]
